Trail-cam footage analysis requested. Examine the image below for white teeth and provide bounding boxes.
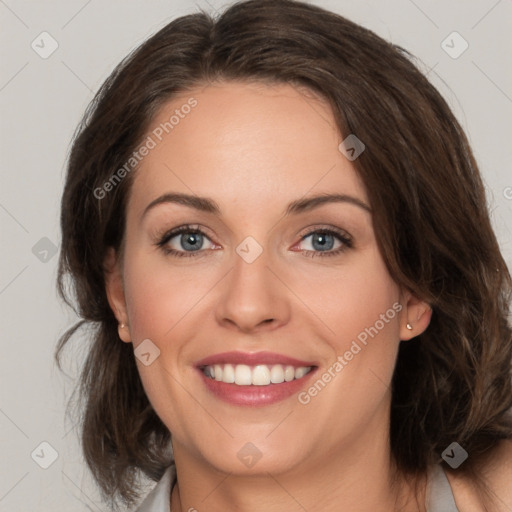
[223,363,235,383]
[252,365,271,385]
[284,365,295,382]
[203,363,312,386]
[270,365,285,384]
[234,364,252,385]
[294,367,309,379]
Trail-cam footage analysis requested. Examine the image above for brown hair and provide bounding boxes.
[55,0,512,509]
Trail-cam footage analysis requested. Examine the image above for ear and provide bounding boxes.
[398,289,432,341]
[104,247,131,343]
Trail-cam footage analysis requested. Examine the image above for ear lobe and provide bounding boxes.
[399,290,432,341]
[104,247,131,343]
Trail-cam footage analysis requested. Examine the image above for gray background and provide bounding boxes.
[0,0,511,510]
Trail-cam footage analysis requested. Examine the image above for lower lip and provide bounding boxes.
[198,368,317,406]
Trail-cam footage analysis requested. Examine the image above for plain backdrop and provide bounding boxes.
[1,0,511,510]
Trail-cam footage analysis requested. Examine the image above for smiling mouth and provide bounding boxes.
[200,363,314,386]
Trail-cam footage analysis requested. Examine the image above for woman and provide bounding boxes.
[55,0,512,510]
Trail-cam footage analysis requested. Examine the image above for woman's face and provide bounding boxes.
[106,81,429,476]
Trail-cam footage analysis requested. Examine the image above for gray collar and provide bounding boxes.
[426,464,459,511]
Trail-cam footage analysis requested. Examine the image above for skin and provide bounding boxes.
[105,80,452,511]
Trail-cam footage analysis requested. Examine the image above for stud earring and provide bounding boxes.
[406,323,413,330]
[120,323,128,329]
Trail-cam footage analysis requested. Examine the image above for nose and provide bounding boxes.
[214,242,291,334]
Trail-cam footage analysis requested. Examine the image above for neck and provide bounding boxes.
[170,413,422,511]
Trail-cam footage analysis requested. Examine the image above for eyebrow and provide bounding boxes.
[141,192,371,220]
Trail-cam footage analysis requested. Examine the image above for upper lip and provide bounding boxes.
[196,351,316,368]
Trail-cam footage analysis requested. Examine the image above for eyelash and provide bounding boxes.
[155,224,353,259]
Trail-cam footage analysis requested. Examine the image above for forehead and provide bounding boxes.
[128,81,368,220]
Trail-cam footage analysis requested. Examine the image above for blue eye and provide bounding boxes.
[301,232,337,251]
[156,225,352,258]
[296,228,352,258]
[157,225,215,257]
[173,232,204,251]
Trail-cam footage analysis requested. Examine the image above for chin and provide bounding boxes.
[190,433,309,477]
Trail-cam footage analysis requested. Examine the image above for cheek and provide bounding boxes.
[294,254,401,428]
[121,252,208,429]
[292,246,401,352]
[295,249,401,413]
[123,251,213,341]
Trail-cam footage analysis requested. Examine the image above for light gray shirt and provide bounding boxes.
[134,463,459,511]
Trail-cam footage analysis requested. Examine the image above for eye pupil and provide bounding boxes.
[312,233,334,251]
[181,233,202,251]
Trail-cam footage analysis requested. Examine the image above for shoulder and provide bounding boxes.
[480,439,512,507]
[135,465,175,512]
[444,439,512,511]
